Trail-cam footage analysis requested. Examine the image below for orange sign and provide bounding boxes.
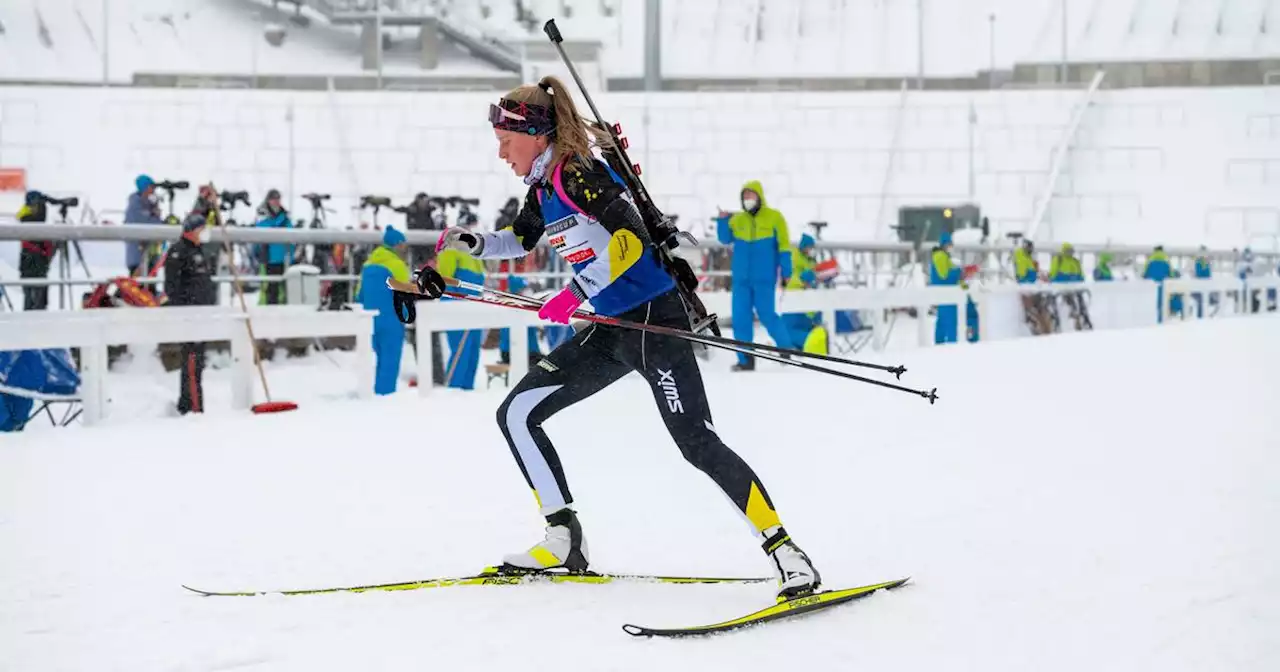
[0,167,26,193]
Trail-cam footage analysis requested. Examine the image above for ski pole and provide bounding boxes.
[446,277,909,379]
[430,282,936,404]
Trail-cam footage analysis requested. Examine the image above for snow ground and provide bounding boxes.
[1,317,1278,671]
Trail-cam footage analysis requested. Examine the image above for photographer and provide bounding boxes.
[124,175,164,276]
[254,189,292,305]
[401,192,436,230]
[191,183,222,229]
[397,192,436,268]
[164,213,217,415]
[16,190,53,311]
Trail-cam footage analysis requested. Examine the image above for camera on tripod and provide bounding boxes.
[360,195,392,209]
[303,193,331,209]
[218,190,251,209]
[428,195,479,209]
[157,180,190,192]
[36,194,79,209]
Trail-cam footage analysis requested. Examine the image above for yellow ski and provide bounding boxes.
[183,567,771,597]
[621,577,911,637]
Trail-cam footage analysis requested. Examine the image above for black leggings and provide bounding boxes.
[495,290,784,534]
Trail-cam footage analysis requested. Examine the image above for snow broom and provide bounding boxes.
[216,215,297,415]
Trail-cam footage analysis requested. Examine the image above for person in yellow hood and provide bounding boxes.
[715,180,794,371]
[355,226,410,395]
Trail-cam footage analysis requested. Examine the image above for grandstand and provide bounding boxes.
[2,1,1279,86]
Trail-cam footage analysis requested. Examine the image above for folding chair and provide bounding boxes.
[0,348,82,432]
[832,310,874,354]
[0,383,82,429]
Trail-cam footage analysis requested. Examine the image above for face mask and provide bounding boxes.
[742,197,759,212]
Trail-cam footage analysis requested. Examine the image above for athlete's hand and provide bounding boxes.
[435,227,484,256]
[414,266,447,299]
[538,286,584,324]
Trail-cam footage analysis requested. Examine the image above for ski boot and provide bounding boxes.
[731,357,756,372]
[499,508,590,574]
[763,526,821,601]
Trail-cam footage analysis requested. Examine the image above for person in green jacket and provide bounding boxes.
[1093,253,1114,281]
[781,234,826,354]
[1014,240,1039,284]
[1049,243,1084,283]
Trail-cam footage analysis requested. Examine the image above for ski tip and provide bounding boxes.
[182,584,262,597]
[621,624,649,637]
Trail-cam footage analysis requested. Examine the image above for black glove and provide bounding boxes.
[415,266,447,299]
[392,291,417,325]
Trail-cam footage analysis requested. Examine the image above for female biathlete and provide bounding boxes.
[419,76,821,599]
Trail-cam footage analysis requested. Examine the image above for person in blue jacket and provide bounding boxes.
[436,238,486,390]
[498,275,544,367]
[356,227,410,395]
[716,180,794,371]
[1237,247,1257,312]
[929,232,963,344]
[1143,245,1173,322]
[255,189,293,305]
[1191,247,1212,317]
[124,175,164,275]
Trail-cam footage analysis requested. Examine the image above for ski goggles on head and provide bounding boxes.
[489,98,554,136]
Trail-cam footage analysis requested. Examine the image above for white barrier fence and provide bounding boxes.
[5,277,1277,420]
[0,306,376,425]
[415,299,543,390]
[976,281,1160,341]
[1162,276,1280,320]
[701,286,970,351]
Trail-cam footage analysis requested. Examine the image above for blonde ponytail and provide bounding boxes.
[502,76,611,169]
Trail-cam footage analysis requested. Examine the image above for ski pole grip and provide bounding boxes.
[544,19,563,43]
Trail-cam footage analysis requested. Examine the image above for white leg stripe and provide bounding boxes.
[505,384,566,510]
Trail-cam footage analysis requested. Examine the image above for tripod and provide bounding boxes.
[217,198,257,297]
[51,202,93,310]
[302,193,334,268]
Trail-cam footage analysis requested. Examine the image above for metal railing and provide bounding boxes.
[2,224,1276,304]
[3,222,1267,259]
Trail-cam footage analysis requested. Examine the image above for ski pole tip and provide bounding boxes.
[891,365,907,379]
[543,19,562,43]
[925,388,939,404]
